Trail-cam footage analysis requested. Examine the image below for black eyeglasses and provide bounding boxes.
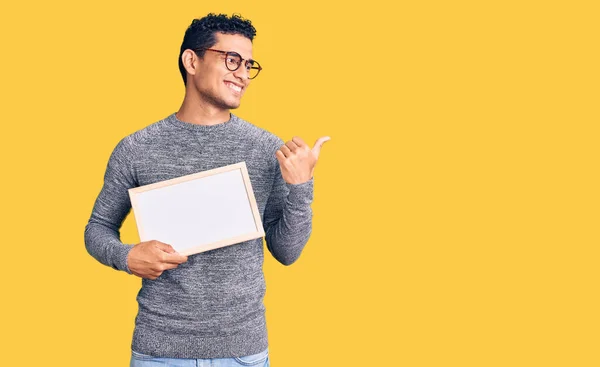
[194,48,262,79]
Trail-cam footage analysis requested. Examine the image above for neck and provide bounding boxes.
[176,92,231,126]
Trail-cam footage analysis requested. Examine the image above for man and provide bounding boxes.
[84,13,329,366]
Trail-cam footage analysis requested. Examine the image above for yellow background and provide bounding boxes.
[1,0,598,366]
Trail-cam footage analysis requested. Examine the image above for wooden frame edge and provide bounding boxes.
[127,161,265,254]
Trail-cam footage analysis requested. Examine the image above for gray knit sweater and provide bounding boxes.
[84,112,314,358]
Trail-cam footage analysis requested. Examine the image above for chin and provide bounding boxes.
[224,99,241,110]
[211,98,240,110]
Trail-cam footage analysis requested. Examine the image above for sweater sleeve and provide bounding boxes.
[84,137,137,274]
[262,141,314,265]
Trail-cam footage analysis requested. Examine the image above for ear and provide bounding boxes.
[181,49,199,77]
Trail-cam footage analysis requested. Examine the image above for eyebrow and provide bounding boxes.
[228,50,254,60]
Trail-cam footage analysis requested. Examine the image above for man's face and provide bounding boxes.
[191,32,253,110]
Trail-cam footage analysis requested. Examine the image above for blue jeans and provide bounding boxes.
[130,347,270,367]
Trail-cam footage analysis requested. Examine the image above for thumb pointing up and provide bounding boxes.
[311,136,331,160]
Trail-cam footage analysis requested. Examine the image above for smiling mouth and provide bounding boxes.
[225,81,242,94]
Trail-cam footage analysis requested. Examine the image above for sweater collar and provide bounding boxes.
[166,112,238,133]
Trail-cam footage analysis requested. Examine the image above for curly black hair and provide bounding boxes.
[178,13,257,86]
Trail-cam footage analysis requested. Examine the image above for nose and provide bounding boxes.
[232,63,250,81]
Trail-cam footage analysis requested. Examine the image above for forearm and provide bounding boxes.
[84,136,137,274]
[264,178,314,265]
[84,216,133,273]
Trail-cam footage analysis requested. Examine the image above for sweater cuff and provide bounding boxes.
[114,242,134,274]
[286,177,314,206]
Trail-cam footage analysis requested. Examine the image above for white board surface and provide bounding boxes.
[128,162,265,256]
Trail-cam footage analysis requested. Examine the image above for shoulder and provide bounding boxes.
[232,114,284,155]
[128,116,174,145]
[110,115,174,155]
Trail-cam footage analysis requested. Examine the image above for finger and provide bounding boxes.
[150,261,180,273]
[285,140,300,152]
[292,136,307,148]
[275,150,286,165]
[147,272,161,280]
[162,252,188,264]
[151,264,166,272]
[280,145,292,157]
[160,262,180,271]
[311,136,331,159]
[155,241,176,254]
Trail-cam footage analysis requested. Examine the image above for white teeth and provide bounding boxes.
[226,82,241,92]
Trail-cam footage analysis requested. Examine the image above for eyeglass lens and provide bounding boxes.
[225,53,261,79]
